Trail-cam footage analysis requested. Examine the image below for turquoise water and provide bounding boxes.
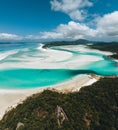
[85,60,118,76]
[0,69,78,89]
[0,68,107,89]
[0,43,118,89]
[0,63,117,89]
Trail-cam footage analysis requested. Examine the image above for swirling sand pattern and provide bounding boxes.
[0,43,117,89]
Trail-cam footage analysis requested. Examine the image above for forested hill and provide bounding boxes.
[43,40,118,59]
[43,39,90,48]
[0,77,118,130]
[89,42,118,59]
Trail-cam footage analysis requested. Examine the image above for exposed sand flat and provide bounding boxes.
[0,45,110,120]
[0,45,107,70]
[0,74,98,120]
[57,45,113,56]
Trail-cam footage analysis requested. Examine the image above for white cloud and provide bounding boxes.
[50,0,93,21]
[25,35,41,40]
[49,0,118,41]
[40,21,97,40]
[40,11,118,41]
[0,33,23,41]
[0,33,41,41]
[0,11,118,42]
[97,11,118,37]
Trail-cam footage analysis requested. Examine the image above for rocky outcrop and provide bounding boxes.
[16,122,24,130]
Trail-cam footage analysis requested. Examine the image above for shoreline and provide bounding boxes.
[0,45,114,120]
[0,74,99,120]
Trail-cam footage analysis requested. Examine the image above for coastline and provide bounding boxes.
[0,45,115,120]
[0,74,99,120]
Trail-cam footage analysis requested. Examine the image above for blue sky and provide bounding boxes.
[0,0,70,35]
[0,0,118,41]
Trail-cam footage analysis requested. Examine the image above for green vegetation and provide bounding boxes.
[0,78,118,130]
[89,42,118,53]
[43,39,89,48]
[89,42,118,59]
[43,40,118,59]
[111,54,118,59]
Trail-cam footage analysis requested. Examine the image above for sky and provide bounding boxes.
[0,0,118,41]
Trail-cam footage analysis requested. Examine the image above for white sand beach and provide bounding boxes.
[0,45,112,70]
[0,45,111,120]
[0,74,99,120]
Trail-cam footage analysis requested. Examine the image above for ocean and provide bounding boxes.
[0,42,118,89]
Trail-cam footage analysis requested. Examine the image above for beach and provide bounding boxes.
[0,45,112,70]
[0,44,116,120]
[0,74,99,120]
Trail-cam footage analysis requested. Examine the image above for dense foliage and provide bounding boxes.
[89,42,118,59]
[90,42,118,53]
[0,78,118,130]
[43,39,89,48]
[43,40,118,59]
[111,54,118,59]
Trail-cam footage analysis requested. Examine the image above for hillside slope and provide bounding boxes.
[0,78,118,130]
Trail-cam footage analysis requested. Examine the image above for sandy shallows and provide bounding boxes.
[0,74,98,120]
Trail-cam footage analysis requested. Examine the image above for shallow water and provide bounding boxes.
[0,43,118,89]
[0,69,76,89]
